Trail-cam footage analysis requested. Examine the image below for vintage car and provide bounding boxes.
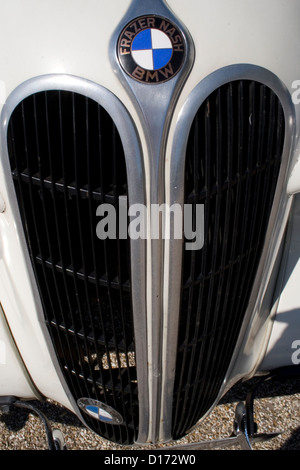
[0,0,300,450]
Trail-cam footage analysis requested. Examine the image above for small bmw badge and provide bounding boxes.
[117,15,185,84]
[78,398,124,425]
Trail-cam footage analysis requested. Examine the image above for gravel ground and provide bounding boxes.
[0,374,299,451]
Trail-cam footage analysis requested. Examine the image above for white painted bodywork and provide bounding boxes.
[0,0,299,419]
[260,193,300,370]
[0,303,38,397]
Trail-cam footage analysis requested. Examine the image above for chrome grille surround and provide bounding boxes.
[161,65,295,441]
[1,75,147,445]
[0,63,295,446]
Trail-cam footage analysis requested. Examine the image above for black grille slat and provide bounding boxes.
[172,80,285,439]
[7,91,138,445]
[35,254,130,291]
[11,169,119,203]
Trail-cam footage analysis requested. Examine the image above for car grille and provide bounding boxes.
[172,80,285,439]
[6,78,285,445]
[7,90,138,445]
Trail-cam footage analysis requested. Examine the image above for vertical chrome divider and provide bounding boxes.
[110,0,194,443]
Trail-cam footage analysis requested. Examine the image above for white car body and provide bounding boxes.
[0,0,300,448]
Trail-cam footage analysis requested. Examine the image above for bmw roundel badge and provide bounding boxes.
[77,398,124,425]
[117,15,186,84]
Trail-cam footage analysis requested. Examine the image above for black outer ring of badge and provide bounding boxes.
[117,15,186,84]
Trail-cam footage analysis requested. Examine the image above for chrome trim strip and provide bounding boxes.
[161,64,296,441]
[0,74,146,438]
[110,0,194,443]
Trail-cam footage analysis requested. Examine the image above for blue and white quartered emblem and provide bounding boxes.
[131,28,173,71]
[78,398,124,425]
[117,15,185,84]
